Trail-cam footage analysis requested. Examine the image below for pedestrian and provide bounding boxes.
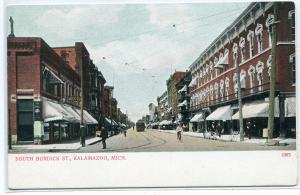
[176,123,183,142]
[123,128,127,137]
[246,120,252,139]
[216,121,222,137]
[100,126,108,149]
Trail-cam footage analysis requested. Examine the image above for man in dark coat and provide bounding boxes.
[100,126,108,149]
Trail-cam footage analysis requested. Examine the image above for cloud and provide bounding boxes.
[86,33,198,75]
[146,4,198,34]
[35,5,123,38]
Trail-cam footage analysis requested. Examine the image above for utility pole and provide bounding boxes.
[267,3,278,140]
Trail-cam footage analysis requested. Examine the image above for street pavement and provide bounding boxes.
[76,128,296,153]
[8,128,296,153]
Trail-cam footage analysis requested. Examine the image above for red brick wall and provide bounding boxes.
[190,3,295,108]
[53,47,78,74]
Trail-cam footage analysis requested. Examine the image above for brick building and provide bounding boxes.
[188,2,295,138]
[53,44,107,130]
[166,71,186,120]
[8,37,98,144]
[157,91,168,121]
[176,71,192,127]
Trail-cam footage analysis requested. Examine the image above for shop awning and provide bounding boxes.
[178,100,187,107]
[43,100,76,122]
[73,108,98,125]
[188,78,197,87]
[190,112,204,122]
[178,85,187,93]
[231,101,279,120]
[63,105,81,122]
[159,120,168,125]
[214,52,229,69]
[206,105,232,121]
[285,97,296,117]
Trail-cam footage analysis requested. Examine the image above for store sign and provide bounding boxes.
[34,101,42,121]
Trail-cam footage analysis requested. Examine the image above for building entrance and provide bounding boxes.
[17,100,34,141]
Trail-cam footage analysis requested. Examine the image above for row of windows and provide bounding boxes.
[190,57,272,107]
[191,10,295,87]
[42,65,80,101]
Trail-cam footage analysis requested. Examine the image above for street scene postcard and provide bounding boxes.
[5,0,298,190]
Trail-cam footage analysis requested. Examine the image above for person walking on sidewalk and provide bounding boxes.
[176,123,183,142]
[100,126,108,149]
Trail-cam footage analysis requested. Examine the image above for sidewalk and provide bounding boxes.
[158,129,296,145]
[11,136,102,151]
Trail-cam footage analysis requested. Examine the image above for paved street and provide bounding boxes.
[76,128,296,153]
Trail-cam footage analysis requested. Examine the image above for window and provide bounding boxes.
[255,23,263,53]
[206,87,210,103]
[288,10,295,41]
[265,14,274,48]
[239,37,246,63]
[223,49,229,72]
[247,31,254,58]
[240,69,246,89]
[267,55,272,80]
[233,73,238,97]
[289,53,296,84]
[214,82,219,101]
[61,51,69,65]
[233,43,238,67]
[210,85,214,102]
[219,79,224,101]
[214,57,219,77]
[225,77,230,100]
[248,65,255,94]
[209,61,213,80]
[256,61,264,91]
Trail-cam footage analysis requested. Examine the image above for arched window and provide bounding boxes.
[240,69,246,89]
[256,61,264,91]
[265,14,275,48]
[288,10,295,41]
[233,43,238,67]
[220,79,224,101]
[210,85,214,102]
[248,65,255,94]
[255,23,263,53]
[247,30,254,58]
[239,37,246,63]
[267,55,272,80]
[206,86,210,103]
[209,61,213,80]
[233,73,238,97]
[214,82,219,101]
[225,77,230,100]
[214,57,219,77]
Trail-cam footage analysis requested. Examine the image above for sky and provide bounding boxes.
[7,1,250,122]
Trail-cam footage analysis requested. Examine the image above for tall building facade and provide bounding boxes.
[189,2,295,137]
[166,71,186,120]
[8,37,98,144]
[157,91,168,120]
[176,71,192,125]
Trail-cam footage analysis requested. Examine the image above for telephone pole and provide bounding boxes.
[267,3,279,140]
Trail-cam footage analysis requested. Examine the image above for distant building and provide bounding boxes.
[7,37,98,144]
[148,103,156,122]
[176,71,192,125]
[157,91,168,121]
[166,71,186,120]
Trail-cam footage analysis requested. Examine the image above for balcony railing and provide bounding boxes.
[190,82,279,111]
